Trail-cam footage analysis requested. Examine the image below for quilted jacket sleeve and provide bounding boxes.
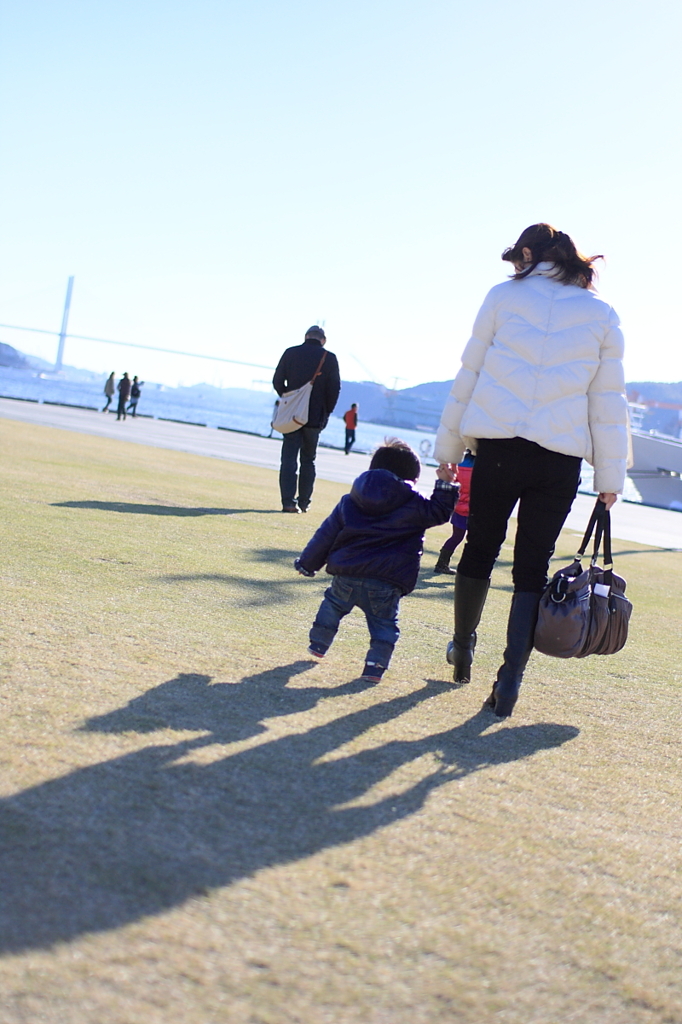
[323,352,341,418]
[417,480,459,527]
[297,502,345,573]
[434,288,498,464]
[587,308,629,494]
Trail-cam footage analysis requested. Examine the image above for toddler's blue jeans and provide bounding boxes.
[310,575,401,669]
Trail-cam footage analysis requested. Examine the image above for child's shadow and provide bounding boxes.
[84,661,374,745]
[0,669,578,954]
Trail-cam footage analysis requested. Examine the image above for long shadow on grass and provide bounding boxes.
[153,574,299,606]
[52,501,281,516]
[411,571,515,600]
[82,662,374,743]
[154,549,309,606]
[0,667,578,953]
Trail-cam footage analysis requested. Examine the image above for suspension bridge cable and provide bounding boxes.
[0,322,275,371]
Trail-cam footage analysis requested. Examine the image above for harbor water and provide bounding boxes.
[0,365,636,500]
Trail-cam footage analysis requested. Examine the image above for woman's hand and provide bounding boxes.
[598,492,618,510]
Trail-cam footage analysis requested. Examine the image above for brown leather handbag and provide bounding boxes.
[534,499,633,659]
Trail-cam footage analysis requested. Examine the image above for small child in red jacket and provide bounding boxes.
[434,450,475,575]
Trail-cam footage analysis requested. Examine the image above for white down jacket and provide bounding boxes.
[434,264,629,494]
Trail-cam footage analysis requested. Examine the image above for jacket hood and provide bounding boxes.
[350,469,414,517]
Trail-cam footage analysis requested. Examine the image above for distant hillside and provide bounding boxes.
[7,338,679,437]
[0,343,30,369]
[1,344,121,383]
[340,377,682,436]
[337,379,454,431]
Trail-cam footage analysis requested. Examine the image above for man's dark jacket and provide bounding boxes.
[297,469,458,594]
[272,339,341,430]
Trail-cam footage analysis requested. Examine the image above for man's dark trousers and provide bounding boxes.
[280,426,320,510]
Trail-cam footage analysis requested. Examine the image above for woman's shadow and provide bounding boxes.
[0,666,579,953]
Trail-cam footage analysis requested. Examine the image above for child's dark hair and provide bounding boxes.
[369,437,420,481]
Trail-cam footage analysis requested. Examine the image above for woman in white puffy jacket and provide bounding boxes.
[434,223,629,717]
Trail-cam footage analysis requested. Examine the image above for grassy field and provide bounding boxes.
[1,416,681,1024]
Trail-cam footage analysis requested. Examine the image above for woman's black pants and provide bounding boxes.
[457,438,581,594]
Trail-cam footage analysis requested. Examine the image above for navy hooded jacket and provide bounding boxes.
[297,469,458,594]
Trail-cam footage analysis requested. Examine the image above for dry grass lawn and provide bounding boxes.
[1,417,681,1024]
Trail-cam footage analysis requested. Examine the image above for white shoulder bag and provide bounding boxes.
[272,352,327,434]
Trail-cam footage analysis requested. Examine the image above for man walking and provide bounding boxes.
[273,326,340,513]
[343,403,358,454]
[116,372,132,421]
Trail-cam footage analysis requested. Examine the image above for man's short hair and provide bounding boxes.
[305,326,326,342]
[369,437,420,481]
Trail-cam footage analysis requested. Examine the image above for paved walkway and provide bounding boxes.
[2,396,681,549]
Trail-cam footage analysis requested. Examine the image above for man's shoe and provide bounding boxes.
[282,506,300,513]
[308,642,327,658]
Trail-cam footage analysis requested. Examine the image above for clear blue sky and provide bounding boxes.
[1,0,680,390]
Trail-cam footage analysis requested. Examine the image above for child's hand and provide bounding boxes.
[436,463,457,483]
[294,558,315,577]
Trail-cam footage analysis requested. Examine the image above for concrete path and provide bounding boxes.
[2,396,681,550]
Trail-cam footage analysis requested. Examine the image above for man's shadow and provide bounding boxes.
[52,501,282,516]
[0,666,578,954]
[149,550,304,608]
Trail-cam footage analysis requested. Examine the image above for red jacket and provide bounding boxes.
[454,462,472,517]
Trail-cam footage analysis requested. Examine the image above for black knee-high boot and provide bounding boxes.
[486,591,541,717]
[446,573,490,684]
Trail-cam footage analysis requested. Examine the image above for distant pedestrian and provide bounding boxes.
[343,403,358,454]
[272,326,341,513]
[268,399,280,438]
[126,376,143,417]
[294,439,457,681]
[117,373,132,421]
[434,450,475,574]
[102,372,116,412]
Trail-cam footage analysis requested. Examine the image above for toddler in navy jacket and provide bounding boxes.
[294,438,458,681]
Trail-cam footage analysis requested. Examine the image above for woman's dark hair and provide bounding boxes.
[370,437,421,481]
[501,223,603,288]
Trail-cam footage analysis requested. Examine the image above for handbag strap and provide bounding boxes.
[576,498,606,562]
[601,508,614,585]
[575,498,615,585]
[309,351,327,385]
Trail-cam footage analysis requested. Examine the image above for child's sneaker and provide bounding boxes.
[308,642,328,659]
[362,661,386,682]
